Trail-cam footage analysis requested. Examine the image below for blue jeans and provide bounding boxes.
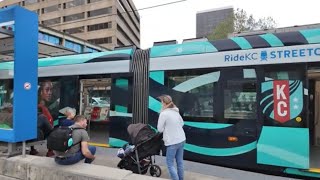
[166,141,185,180]
[55,146,96,165]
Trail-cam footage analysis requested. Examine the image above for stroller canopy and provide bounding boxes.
[127,123,156,145]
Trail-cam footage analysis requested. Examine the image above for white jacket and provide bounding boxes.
[157,107,186,146]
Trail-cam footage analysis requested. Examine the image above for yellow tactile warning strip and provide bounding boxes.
[88,142,110,148]
[307,168,320,173]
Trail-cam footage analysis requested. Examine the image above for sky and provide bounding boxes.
[132,0,320,49]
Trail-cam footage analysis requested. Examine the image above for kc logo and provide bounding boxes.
[273,81,290,123]
[261,80,303,123]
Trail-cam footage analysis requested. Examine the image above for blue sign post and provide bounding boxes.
[0,6,38,143]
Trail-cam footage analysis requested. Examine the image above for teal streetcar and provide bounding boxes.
[1,28,320,178]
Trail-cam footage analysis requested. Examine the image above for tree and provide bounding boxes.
[207,8,277,40]
[257,17,277,30]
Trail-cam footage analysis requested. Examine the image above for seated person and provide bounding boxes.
[37,110,53,140]
[54,115,96,165]
[0,103,13,129]
[30,107,53,155]
[59,107,76,127]
[117,144,135,158]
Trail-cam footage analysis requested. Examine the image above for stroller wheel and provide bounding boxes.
[149,165,161,177]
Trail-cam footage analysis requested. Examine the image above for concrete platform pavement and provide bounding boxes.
[24,144,299,180]
[93,156,226,180]
[91,147,298,180]
[0,155,169,180]
[21,145,228,180]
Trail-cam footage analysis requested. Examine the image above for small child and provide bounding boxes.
[117,144,135,158]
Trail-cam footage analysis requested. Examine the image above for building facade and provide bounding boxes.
[196,6,233,38]
[0,0,140,49]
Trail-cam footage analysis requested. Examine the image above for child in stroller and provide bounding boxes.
[117,123,163,177]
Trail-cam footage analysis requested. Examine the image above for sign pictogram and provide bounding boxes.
[24,82,31,90]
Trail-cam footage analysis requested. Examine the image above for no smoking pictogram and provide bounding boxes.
[24,82,31,90]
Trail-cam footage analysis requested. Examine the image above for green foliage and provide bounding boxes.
[207,8,277,40]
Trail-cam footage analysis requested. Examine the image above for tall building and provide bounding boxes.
[196,6,233,38]
[0,0,140,50]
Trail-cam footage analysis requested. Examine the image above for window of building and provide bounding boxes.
[64,40,82,53]
[84,47,99,53]
[117,0,140,33]
[87,7,112,18]
[117,10,139,43]
[64,26,85,34]
[117,39,125,47]
[87,22,112,32]
[117,25,134,45]
[87,0,102,3]
[42,4,61,14]
[63,13,85,22]
[88,37,112,44]
[42,17,61,26]
[25,0,38,5]
[64,0,85,9]
[38,32,61,45]
[126,0,140,23]
[117,0,125,11]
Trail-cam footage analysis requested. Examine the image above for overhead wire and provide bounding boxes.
[49,0,188,27]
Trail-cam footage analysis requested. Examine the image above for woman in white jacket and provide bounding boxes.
[157,95,186,180]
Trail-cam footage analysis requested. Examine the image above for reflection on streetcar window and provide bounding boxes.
[0,79,13,129]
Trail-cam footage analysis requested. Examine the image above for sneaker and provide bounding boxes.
[46,150,55,157]
[29,149,39,155]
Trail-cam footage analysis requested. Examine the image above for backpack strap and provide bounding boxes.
[69,127,85,147]
[69,141,81,148]
[70,127,84,130]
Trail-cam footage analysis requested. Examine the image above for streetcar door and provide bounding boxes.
[80,78,111,146]
[109,73,133,147]
[257,65,309,169]
[217,67,258,167]
[307,66,320,169]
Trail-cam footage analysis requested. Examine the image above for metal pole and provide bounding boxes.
[22,141,26,157]
[135,149,141,174]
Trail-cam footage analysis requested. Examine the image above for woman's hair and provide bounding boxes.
[158,94,175,109]
[38,80,52,91]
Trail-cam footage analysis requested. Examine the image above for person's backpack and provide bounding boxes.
[47,126,83,152]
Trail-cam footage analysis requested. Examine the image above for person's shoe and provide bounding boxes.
[29,149,39,155]
[46,150,55,157]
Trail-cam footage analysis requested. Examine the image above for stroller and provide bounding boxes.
[117,123,163,177]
